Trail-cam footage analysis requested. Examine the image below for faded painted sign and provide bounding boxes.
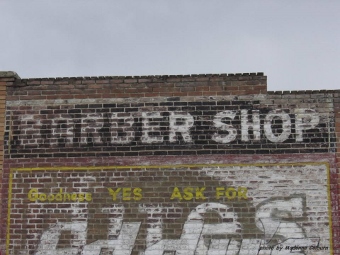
[6,163,332,254]
[16,108,321,145]
[7,100,332,157]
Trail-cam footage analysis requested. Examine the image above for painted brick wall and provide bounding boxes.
[0,72,339,255]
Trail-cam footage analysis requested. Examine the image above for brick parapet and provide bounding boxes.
[5,73,267,100]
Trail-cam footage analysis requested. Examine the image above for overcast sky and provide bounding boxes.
[1,1,339,91]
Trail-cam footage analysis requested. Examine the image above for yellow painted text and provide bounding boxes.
[170,187,206,201]
[215,186,248,200]
[108,187,142,201]
[28,188,92,202]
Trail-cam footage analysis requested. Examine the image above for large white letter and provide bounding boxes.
[138,205,164,248]
[145,203,242,255]
[50,115,74,146]
[212,111,237,143]
[264,110,291,143]
[241,109,260,142]
[81,113,103,145]
[110,113,135,144]
[294,108,320,142]
[35,221,87,255]
[169,112,194,143]
[82,222,140,255]
[141,112,164,144]
[18,115,42,147]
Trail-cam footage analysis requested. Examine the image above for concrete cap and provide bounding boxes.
[0,71,20,79]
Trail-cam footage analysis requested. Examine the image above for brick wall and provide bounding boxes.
[0,72,339,254]
[0,72,18,255]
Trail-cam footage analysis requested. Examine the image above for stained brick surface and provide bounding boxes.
[0,72,339,254]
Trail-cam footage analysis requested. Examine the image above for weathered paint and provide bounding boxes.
[16,108,322,147]
[6,163,332,254]
[1,72,339,255]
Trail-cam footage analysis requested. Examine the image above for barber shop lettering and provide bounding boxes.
[16,107,321,148]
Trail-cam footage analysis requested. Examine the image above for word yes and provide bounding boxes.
[107,187,142,201]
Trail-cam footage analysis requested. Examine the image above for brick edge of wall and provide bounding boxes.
[0,72,16,252]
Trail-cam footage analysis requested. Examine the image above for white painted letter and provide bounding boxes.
[142,112,164,144]
[241,109,260,142]
[169,112,194,143]
[51,115,74,146]
[110,113,135,144]
[81,113,103,145]
[18,115,42,146]
[139,204,164,248]
[145,203,242,255]
[212,111,237,143]
[264,110,291,143]
[294,108,320,142]
[35,221,87,255]
[82,222,141,255]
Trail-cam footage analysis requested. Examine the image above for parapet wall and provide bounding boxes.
[0,72,339,254]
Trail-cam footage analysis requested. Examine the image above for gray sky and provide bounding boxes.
[1,1,339,91]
